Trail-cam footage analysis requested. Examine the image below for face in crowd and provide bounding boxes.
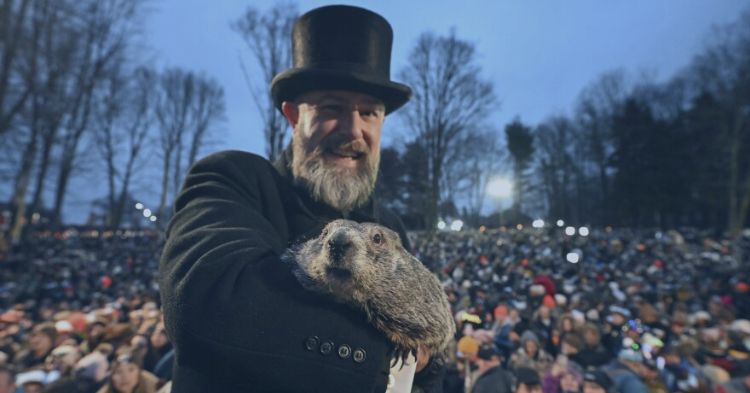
[282,90,385,213]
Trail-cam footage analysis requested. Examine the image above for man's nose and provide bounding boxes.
[338,109,365,140]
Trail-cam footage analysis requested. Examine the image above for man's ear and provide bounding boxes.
[281,101,299,131]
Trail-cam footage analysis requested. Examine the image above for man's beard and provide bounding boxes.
[291,135,379,213]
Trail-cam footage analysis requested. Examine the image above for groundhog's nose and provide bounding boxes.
[328,231,352,259]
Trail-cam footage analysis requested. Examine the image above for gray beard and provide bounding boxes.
[291,138,379,213]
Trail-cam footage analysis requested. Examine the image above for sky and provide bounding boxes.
[35,0,750,223]
[144,0,748,152]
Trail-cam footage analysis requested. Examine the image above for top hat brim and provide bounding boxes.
[271,67,412,114]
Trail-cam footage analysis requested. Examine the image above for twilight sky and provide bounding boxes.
[37,0,748,223]
[145,0,747,152]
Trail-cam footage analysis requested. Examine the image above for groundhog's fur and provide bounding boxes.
[284,219,455,362]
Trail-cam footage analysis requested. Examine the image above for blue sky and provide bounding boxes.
[31,0,747,223]
[145,0,748,151]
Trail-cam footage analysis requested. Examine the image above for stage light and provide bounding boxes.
[565,226,575,236]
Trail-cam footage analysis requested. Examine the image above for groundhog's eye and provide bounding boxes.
[373,232,383,244]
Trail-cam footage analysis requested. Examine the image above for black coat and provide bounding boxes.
[160,150,410,393]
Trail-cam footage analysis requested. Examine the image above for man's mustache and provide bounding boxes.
[316,138,369,156]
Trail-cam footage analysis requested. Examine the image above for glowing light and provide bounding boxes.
[487,176,513,199]
[556,219,564,227]
[437,220,446,230]
[135,203,144,210]
[516,224,523,230]
[566,252,580,263]
[143,209,152,218]
[565,226,576,236]
[450,220,464,231]
[579,227,590,237]
[149,216,157,222]
[532,219,544,228]
[479,225,486,232]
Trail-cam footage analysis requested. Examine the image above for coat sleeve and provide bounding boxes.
[159,151,288,353]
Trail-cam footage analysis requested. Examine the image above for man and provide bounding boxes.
[159,5,430,393]
[602,348,648,393]
[471,346,513,393]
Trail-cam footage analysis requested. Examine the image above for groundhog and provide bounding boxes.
[284,219,455,363]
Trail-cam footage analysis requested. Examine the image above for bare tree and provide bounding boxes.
[155,68,192,222]
[6,0,78,242]
[232,2,296,161]
[689,8,750,239]
[399,30,497,229]
[186,74,225,168]
[0,0,32,136]
[95,66,155,229]
[155,68,226,221]
[50,0,142,227]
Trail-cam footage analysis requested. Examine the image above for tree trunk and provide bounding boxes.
[8,127,39,243]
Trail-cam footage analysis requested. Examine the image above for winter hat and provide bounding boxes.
[520,330,540,345]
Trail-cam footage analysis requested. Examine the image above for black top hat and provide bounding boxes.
[271,5,412,114]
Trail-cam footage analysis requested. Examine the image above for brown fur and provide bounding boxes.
[285,219,455,362]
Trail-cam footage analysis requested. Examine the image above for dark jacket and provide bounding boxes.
[471,366,513,393]
[160,150,410,393]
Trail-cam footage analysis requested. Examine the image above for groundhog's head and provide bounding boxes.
[292,219,406,302]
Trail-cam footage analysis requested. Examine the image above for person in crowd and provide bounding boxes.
[471,346,514,393]
[13,323,56,371]
[578,324,611,369]
[603,348,649,393]
[96,347,158,393]
[510,330,555,375]
[543,356,583,393]
[515,367,543,393]
[582,369,614,393]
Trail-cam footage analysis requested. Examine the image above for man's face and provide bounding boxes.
[283,90,385,212]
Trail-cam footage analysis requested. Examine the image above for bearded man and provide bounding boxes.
[159,5,437,393]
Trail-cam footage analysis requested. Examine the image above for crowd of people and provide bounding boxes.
[409,225,750,392]
[0,224,748,392]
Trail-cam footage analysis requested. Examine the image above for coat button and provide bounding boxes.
[338,344,351,359]
[320,340,334,355]
[304,336,319,352]
[352,348,366,363]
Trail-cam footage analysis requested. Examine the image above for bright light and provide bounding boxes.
[565,226,575,236]
[566,252,580,263]
[437,220,446,230]
[532,219,544,228]
[556,219,564,227]
[579,227,590,237]
[135,203,144,210]
[486,176,513,199]
[516,224,523,230]
[143,208,152,218]
[149,216,157,222]
[450,220,464,231]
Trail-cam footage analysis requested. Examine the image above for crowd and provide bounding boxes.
[410,225,750,393]
[0,224,748,392]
